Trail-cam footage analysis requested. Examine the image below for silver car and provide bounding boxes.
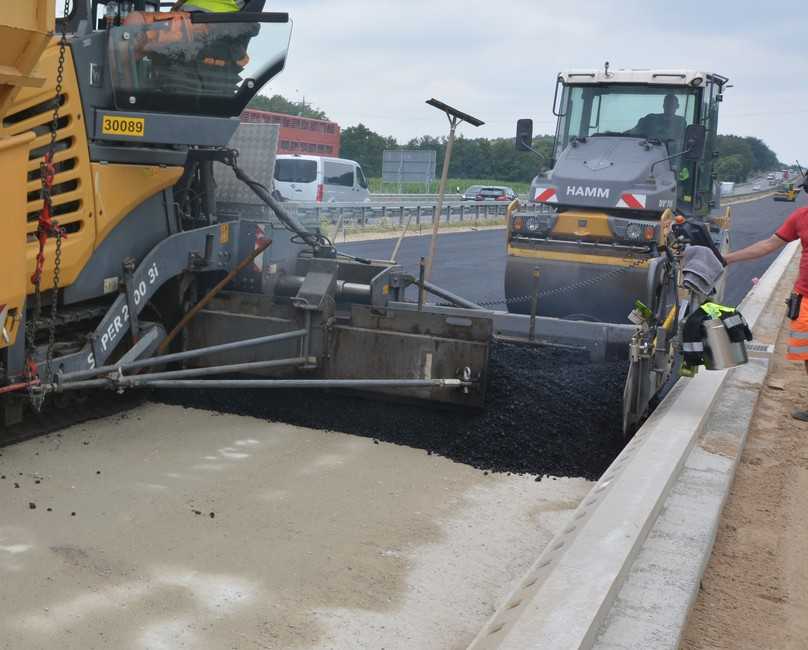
[460,185,484,201]
[475,186,518,202]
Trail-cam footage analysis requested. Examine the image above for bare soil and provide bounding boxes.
[681,315,808,649]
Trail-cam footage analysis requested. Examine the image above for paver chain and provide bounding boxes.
[24,0,70,411]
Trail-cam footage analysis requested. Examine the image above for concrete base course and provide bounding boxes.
[0,404,591,650]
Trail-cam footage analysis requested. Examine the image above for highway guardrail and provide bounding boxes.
[252,186,779,240]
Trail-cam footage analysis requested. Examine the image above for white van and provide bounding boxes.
[273,155,370,203]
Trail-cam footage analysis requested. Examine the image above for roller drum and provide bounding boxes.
[504,254,653,324]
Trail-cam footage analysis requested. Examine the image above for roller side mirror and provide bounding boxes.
[683,124,706,161]
[515,119,534,152]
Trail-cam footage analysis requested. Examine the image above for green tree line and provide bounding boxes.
[343,127,782,186]
[249,95,782,185]
[713,135,781,182]
[248,94,329,121]
[340,126,556,182]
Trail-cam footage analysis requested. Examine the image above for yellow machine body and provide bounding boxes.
[0,38,182,348]
[0,1,54,349]
[0,132,36,348]
[0,2,53,114]
[508,209,651,268]
[505,208,656,321]
[773,183,799,202]
[506,202,730,323]
[507,244,652,269]
[551,210,614,241]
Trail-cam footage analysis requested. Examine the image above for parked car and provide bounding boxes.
[273,154,370,203]
[460,185,484,201]
[475,186,518,202]
[752,183,761,191]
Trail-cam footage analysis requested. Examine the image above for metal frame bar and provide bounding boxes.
[58,329,307,382]
[120,356,307,385]
[125,378,468,389]
[54,377,468,392]
[420,281,483,310]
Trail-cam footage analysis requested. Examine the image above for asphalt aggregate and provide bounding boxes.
[156,341,628,480]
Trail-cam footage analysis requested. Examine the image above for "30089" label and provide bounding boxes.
[101,115,145,137]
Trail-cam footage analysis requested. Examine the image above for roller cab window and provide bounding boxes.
[556,84,698,160]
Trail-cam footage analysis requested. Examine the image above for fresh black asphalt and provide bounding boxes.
[162,194,804,479]
[160,342,628,480]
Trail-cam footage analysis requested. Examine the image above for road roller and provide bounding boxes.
[506,67,731,323]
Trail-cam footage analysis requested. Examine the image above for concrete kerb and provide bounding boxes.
[592,242,798,649]
[590,357,770,650]
[468,240,801,650]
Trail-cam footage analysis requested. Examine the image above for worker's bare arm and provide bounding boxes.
[724,234,787,265]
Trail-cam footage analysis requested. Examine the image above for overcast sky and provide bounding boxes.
[263,0,807,164]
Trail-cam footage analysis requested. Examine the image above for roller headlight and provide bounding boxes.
[512,210,557,236]
[626,223,643,241]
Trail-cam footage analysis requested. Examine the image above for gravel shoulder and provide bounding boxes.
[681,308,808,649]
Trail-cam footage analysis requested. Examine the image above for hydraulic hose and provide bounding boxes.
[230,164,323,250]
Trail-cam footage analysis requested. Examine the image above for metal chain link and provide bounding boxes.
[46,231,64,375]
[24,0,70,407]
[44,2,70,379]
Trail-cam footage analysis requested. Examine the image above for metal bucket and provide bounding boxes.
[703,318,748,370]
